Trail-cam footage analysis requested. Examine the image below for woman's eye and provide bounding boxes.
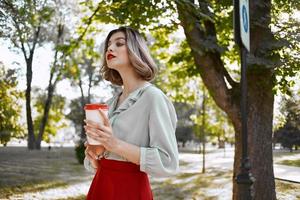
[116,42,124,47]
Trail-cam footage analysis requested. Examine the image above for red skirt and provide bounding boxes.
[86,159,153,200]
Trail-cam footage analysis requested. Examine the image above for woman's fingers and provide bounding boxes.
[98,109,110,126]
[85,128,99,139]
[84,119,100,128]
[85,119,110,132]
[85,126,111,138]
[85,146,98,160]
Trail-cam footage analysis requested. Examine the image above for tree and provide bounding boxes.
[0,62,24,145]
[274,123,300,151]
[0,0,55,149]
[33,88,67,143]
[78,0,299,199]
[173,102,197,147]
[0,0,81,149]
[274,96,300,151]
[65,37,105,143]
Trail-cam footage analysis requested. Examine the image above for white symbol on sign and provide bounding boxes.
[242,5,248,33]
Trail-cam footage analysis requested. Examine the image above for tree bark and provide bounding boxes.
[176,0,276,199]
[26,56,35,150]
[201,86,206,174]
[35,84,55,149]
[79,78,87,142]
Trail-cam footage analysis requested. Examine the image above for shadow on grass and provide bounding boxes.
[276,180,300,200]
[152,169,231,200]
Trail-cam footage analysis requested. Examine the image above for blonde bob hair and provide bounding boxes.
[101,27,157,86]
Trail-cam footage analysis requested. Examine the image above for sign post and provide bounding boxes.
[234,0,253,199]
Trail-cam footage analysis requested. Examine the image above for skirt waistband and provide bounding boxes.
[99,158,141,173]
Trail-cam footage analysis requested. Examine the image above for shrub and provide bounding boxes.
[75,142,85,164]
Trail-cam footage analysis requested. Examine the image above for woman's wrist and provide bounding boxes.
[90,159,98,169]
[113,139,140,165]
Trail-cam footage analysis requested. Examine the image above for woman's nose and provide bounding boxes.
[107,44,114,52]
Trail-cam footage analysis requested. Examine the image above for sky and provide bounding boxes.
[0,26,116,101]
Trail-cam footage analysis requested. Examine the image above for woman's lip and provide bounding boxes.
[107,55,116,60]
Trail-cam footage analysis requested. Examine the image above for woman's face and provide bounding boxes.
[106,31,130,71]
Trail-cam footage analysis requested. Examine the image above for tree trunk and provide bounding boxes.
[35,85,55,149]
[35,24,64,149]
[26,57,35,150]
[250,70,275,199]
[79,79,87,142]
[202,86,206,174]
[176,0,276,199]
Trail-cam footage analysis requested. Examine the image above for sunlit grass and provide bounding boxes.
[278,159,300,167]
[57,195,86,200]
[0,181,68,199]
[151,168,232,200]
[276,180,300,200]
[1,147,299,200]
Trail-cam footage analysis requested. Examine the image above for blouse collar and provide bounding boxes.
[108,82,152,117]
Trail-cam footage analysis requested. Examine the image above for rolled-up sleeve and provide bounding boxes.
[140,92,179,177]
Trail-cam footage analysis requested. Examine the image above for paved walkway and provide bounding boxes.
[179,148,300,183]
[274,164,300,183]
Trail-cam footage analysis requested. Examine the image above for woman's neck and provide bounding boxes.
[122,79,147,97]
[118,67,148,97]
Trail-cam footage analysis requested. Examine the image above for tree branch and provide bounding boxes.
[4,0,28,60]
[176,0,239,120]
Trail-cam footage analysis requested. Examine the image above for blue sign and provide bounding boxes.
[240,0,250,52]
[242,5,248,33]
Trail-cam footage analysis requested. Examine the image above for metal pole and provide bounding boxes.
[233,0,253,199]
[236,46,253,200]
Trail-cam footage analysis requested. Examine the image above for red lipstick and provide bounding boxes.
[107,53,116,60]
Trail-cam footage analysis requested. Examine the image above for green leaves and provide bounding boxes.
[0,63,24,145]
[33,89,67,143]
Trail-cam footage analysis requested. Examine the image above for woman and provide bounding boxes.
[84,26,179,200]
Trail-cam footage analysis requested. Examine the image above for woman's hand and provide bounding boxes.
[84,109,120,153]
[85,109,140,165]
[84,141,99,169]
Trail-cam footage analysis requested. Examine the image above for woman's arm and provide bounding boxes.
[84,110,140,165]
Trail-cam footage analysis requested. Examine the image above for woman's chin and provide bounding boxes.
[107,65,117,70]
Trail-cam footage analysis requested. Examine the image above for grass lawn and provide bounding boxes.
[1,147,300,200]
[61,169,300,200]
[0,147,93,198]
[278,159,300,167]
[273,150,300,167]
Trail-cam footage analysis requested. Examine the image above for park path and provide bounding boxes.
[3,147,300,200]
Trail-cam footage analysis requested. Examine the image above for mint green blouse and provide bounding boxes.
[84,83,179,177]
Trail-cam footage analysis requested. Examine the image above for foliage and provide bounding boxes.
[33,88,67,143]
[64,37,103,99]
[66,97,86,137]
[75,142,85,164]
[274,96,300,151]
[0,0,74,149]
[175,126,195,147]
[271,7,300,95]
[0,0,55,55]
[0,63,24,145]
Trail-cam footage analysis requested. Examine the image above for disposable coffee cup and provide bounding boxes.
[84,104,109,145]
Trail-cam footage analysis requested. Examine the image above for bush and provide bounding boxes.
[75,142,85,164]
